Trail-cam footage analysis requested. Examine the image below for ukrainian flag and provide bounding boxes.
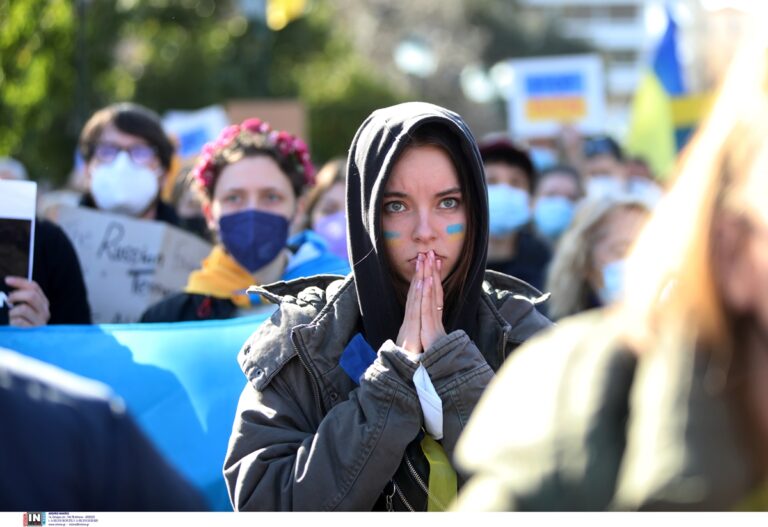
[626,9,709,179]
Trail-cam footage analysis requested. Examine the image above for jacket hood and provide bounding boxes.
[345,102,489,350]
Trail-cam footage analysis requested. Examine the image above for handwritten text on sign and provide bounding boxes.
[52,206,212,323]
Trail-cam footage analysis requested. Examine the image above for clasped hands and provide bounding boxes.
[396,250,446,355]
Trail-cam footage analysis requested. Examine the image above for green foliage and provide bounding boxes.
[1,0,405,186]
[0,0,76,183]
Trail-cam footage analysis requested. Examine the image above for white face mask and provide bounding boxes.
[90,151,160,216]
[585,175,625,200]
[628,177,663,207]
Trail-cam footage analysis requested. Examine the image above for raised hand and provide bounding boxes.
[420,250,446,351]
[396,253,425,354]
[5,276,51,327]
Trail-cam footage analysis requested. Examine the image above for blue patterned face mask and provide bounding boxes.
[597,259,626,305]
[487,184,531,237]
[533,196,575,241]
[219,209,289,272]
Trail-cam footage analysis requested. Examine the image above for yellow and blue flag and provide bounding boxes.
[626,9,709,179]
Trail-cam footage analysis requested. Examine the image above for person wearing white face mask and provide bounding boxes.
[582,135,629,200]
[479,136,552,291]
[78,103,179,225]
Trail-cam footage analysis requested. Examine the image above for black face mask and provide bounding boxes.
[178,216,213,243]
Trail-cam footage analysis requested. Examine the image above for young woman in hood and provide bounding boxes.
[223,102,551,511]
[140,118,349,322]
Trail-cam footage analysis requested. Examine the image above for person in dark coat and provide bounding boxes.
[0,347,207,511]
[223,102,552,511]
[478,136,552,291]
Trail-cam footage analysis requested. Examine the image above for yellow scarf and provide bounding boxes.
[184,246,254,308]
[421,435,458,512]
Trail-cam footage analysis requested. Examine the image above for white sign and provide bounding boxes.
[0,180,37,324]
[51,206,212,324]
[503,54,606,139]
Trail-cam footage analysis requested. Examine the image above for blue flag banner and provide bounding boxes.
[0,314,270,510]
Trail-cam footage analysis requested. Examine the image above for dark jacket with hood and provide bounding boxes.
[223,102,552,511]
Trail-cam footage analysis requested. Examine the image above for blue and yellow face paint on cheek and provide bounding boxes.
[383,230,403,245]
[446,223,465,240]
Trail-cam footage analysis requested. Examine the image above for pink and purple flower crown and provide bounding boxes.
[192,118,315,195]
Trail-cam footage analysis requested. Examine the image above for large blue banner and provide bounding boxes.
[0,314,270,511]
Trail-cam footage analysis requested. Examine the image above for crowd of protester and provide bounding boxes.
[4,19,768,514]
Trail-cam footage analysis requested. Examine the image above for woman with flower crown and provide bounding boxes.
[140,118,350,323]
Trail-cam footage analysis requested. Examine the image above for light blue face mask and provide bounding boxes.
[533,196,575,241]
[487,183,531,237]
[597,259,626,305]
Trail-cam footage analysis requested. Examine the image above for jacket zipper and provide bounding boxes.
[391,480,415,512]
[498,325,510,362]
[404,451,447,511]
[291,330,324,416]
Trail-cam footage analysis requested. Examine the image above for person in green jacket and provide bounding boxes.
[454,24,768,511]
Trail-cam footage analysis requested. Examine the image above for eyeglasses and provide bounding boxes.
[92,142,157,166]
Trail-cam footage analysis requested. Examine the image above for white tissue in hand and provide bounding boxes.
[413,364,443,439]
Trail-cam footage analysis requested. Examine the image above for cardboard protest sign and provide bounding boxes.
[0,180,36,325]
[50,206,212,323]
[503,54,606,139]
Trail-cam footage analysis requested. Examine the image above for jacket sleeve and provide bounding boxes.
[420,330,495,463]
[223,340,423,511]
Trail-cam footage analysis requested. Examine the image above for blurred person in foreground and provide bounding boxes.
[301,157,348,261]
[530,164,584,246]
[140,118,349,323]
[0,159,90,327]
[453,25,768,511]
[0,347,206,510]
[479,136,552,291]
[543,194,651,321]
[78,102,179,225]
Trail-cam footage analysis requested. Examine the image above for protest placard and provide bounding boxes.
[0,180,36,325]
[503,54,606,139]
[50,206,212,323]
[162,105,231,160]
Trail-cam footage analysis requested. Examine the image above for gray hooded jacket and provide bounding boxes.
[224,271,550,510]
[223,102,552,511]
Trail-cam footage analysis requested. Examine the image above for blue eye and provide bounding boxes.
[384,201,405,213]
[439,197,460,209]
